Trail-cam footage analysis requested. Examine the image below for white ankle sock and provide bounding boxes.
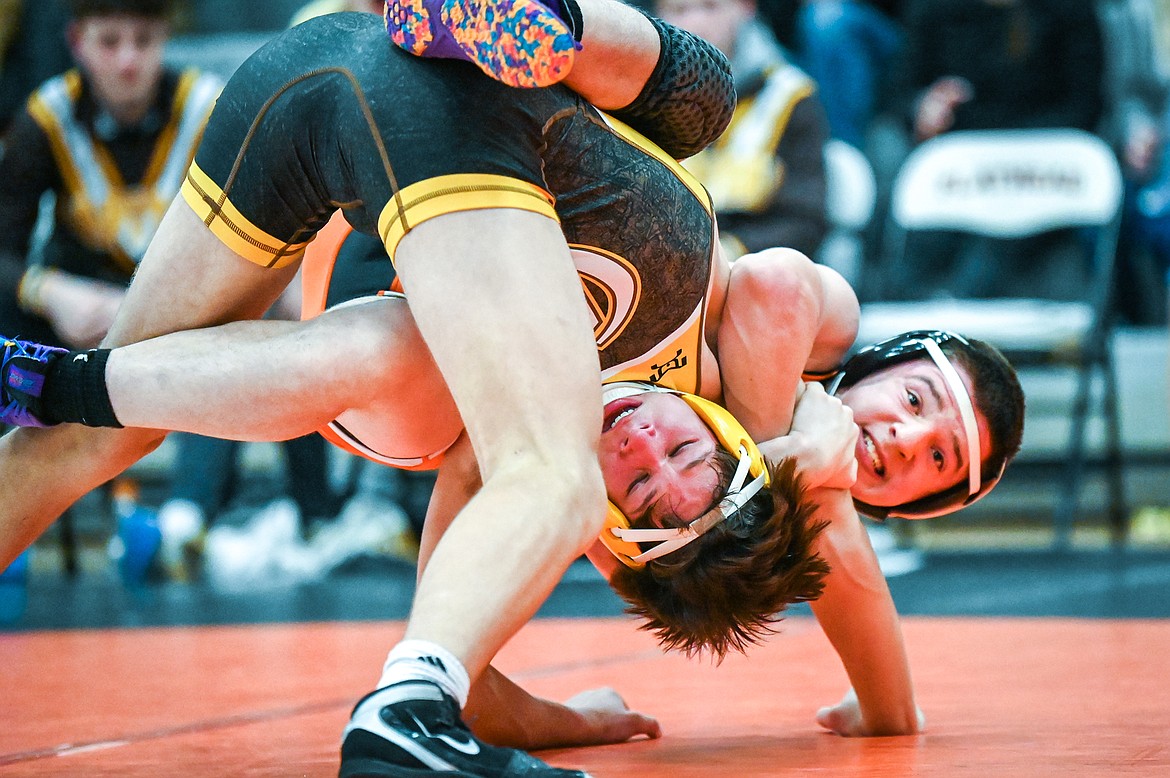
[378,639,471,708]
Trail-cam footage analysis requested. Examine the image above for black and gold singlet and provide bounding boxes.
[185,11,718,395]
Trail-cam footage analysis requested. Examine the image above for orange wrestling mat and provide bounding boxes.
[2,617,1168,777]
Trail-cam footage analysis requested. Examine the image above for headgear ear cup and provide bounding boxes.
[676,393,770,486]
[601,502,647,569]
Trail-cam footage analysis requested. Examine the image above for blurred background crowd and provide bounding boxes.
[2,0,1169,621]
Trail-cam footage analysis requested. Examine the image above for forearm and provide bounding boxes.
[808,489,919,735]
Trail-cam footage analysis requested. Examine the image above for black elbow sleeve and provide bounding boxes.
[610,14,735,160]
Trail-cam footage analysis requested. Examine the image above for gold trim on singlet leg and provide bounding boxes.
[377,173,557,260]
[181,161,309,268]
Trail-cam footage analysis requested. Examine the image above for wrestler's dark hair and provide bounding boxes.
[609,456,829,660]
[69,0,175,20]
[940,337,1025,484]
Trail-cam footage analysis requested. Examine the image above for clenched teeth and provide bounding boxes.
[863,431,885,476]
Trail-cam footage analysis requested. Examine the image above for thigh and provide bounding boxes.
[106,199,298,347]
[394,208,602,478]
[322,295,464,468]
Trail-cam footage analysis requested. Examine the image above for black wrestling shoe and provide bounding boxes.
[339,681,591,778]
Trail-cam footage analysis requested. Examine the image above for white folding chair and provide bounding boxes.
[818,139,876,287]
[858,129,1126,547]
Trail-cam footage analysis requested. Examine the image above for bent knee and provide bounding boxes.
[309,299,432,396]
[539,453,607,535]
[114,427,168,460]
[115,429,170,473]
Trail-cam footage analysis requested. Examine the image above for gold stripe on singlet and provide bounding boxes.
[377,173,558,260]
[181,161,309,268]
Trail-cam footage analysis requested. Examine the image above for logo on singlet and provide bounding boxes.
[570,246,641,350]
[649,349,688,384]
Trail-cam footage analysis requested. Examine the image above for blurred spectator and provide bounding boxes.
[894,0,1103,143]
[757,0,906,149]
[0,0,344,584]
[1098,0,1170,325]
[0,0,71,136]
[0,0,221,349]
[873,0,1106,301]
[1097,0,1170,541]
[0,0,222,581]
[656,0,830,259]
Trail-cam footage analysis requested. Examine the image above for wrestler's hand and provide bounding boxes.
[816,688,926,737]
[762,382,857,491]
[562,687,662,745]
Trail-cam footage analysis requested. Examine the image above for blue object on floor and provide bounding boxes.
[110,507,161,587]
[0,548,30,624]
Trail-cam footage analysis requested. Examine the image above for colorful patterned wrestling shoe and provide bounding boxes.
[1,337,65,428]
[384,0,579,88]
[340,680,592,778]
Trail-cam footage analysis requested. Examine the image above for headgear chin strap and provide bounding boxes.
[599,387,770,570]
[829,330,1005,520]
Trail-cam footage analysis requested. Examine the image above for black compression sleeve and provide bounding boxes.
[610,13,735,160]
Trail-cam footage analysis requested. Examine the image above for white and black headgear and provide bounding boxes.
[829,330,1005,520]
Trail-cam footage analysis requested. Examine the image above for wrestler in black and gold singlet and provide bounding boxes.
[184,12,718,398]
